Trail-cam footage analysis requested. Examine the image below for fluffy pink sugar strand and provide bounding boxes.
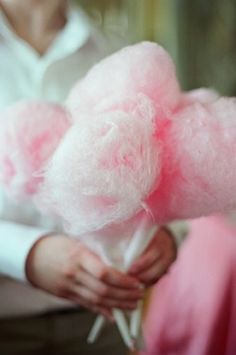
[39,95,236,231]
[147,96,236,222]
[66,41,181,116]
[36,102,161,234]
[36,40,236,229]
[0,101,70,200]
[37,96,236,233]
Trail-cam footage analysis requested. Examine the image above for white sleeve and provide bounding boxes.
[0,220,50,281]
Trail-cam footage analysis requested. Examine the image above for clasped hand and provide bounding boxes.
[26,228,177,320]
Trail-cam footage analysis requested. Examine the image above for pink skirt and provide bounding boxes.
[142,215,236,355]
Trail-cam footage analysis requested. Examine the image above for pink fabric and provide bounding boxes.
[142,216,236,355]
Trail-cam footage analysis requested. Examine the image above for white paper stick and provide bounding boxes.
[87,213,158,348]
[134,325,146,351]
[126,218,159,347]
[87,254,132,347]
[87,315,106,343]
[87,310,134,349]
[130,300,143,339]
[124,215,157,269]
[113,309,135,350]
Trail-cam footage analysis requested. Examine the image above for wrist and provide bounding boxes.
[25,233,55,285]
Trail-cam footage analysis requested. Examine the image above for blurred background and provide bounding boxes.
[79,0,236,96]
[0,2,235,353]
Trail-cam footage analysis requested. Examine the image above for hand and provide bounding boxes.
[128,227,177,287]
[26,235,144,320]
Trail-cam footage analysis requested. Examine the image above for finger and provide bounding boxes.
[158,227,178,260]
[136,259,170,287]
[89,304,114,322]
[68,294,113,321]
[93,306,114,322]
[99,268,142,290]
[129,226,177,275]
[76,268,144,301]
[72,284,139,310]
[128,248,162,275]
[79,247,141,289]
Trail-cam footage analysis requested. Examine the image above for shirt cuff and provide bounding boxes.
[0,221,50,281]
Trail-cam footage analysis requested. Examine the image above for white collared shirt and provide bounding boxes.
[0,4,125,317]
[0,5,115,108]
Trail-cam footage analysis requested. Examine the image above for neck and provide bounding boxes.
[0,0,68,54]
[0,0,68,33]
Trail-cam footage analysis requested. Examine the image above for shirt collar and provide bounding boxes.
[0,3,92,66]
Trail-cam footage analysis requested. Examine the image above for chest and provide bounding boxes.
[0,42,105,109]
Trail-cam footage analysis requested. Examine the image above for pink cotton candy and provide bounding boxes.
[37,97,161,234]
[147,97,236,223]
[2,41,236,237]
[36,43,236,235]
[0,101,70,200]
[37,42,181,234]
[182,88,219,106]
[67,42,181,117]
[40,95,236,234]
